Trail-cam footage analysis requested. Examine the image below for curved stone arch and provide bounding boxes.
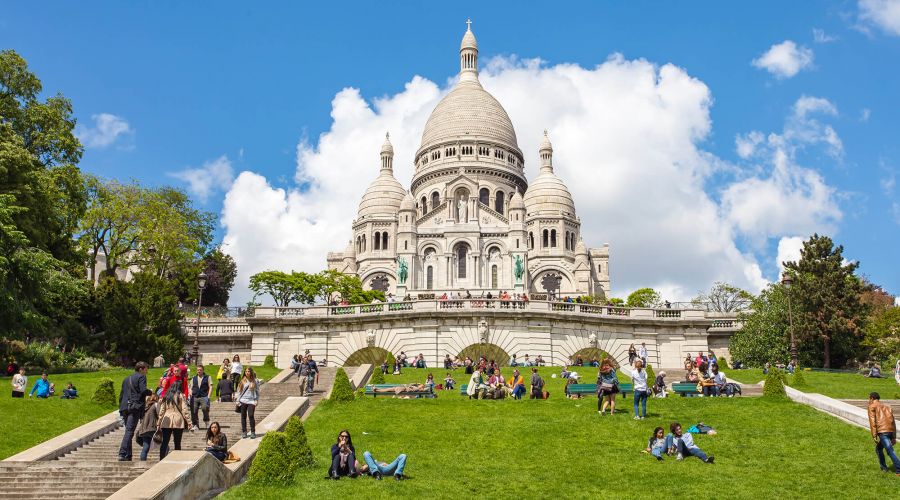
[361,269,396,292]
[446,236,479,254]
[481,238,508,255]
[554,330,631,369]
[529,265,575,294]
[567,347,619,369]
[344,346,391,366]
[458,342,511,366]
[416,240,444,255]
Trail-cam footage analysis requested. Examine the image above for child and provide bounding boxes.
[444,373,455,390]
[645,427,667,461]
[60,382,78,399]
[425,373,435,392]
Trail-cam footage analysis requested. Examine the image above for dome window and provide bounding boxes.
[479,188,489,206]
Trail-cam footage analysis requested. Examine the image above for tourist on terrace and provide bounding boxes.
[632,359,649,420]
[60,382,78,399]
[639,343,648,366]
[11,367,26,398]
[329,430,358,479]
[597,359,619,415]
[136,393,159,461]
[628,344,637,365]
[157,378,192,460]
[523,354,532,366]
[667,422,714,463]
[425,373,435,392]
[529,367,545,399]
[509,369,526,399]
[298,356,311,397]
[237,367,260,439]
[29,372,51,398]
[216,358,231,398]
[510,354,518,366]
[444,354,452,369]
[205,422,228,462]
[359,450,407,481]
[868,392,900,474]
[189,365,212,431]
[645,426,667,460]
[230,355,243,392]
[415,353,427,368]
[444,372,455,390]
[118,362,150,461]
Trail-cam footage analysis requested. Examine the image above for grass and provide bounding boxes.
[0,364,280,460]
[223,371,898,500]
[726,369,899,399]
[372,365,631,387]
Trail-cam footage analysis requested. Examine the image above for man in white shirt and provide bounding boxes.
[638,343,648,366]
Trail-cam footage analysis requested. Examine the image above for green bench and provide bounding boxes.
[364,384,435,398]
[566,382,633,398]
[672,382,701,397]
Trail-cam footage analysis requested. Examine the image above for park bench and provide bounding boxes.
[566,382,634,398]
[672,382,701,397]
[364,384,435,398]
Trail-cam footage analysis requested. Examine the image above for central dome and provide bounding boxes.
[419,80,519,153]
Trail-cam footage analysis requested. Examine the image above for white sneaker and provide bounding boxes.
[676,453,684,460]
[633,416,641,420]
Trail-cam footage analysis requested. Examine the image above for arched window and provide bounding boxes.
[374,232,381,250]
[571,233,576,250]
[479,188,489,206]
[362,235,367,252]
[564,231,569,250]
[491,265,498,288]
[551,229,557,248]
[426,266,434,290]
[542,229,549,248]
[421,197,427,215]
[529,232,534,249]
[431,192,440,211]
[455,243,469,279]
[494,191,505,214]
[382,233,389,250]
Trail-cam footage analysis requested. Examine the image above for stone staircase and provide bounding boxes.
[842,399,900,414]
[0,368,336,500]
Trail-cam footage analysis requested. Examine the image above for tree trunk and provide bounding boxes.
[823,337,831,369]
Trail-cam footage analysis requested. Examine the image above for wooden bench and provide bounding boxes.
[672,382,701,397]
[364,384,435,398]
[567,382,634,398]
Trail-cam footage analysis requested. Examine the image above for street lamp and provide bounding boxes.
[193,271,208,365]
[781,272,798,366]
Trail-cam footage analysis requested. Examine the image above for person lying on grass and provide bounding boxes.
[666,422,714,463]
[372,383,430,396]
[358,451,408,481]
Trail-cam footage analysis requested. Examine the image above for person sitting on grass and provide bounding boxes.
[508,369,526,400]
[867,392,899,474]
[60,382,78,399]
[466,368,487,399]
[867,364,883,378]
[653,370,667,398]
[425,373,435,392]
[529,367,545,400]
[597,359,619,415]
[444,373,455,390]
[329,430,358,479]
[666,422,714,463]
[359,451,407,481]
[415,353,426,369]
[645,426,667,461]
[205,421,228,462]
[29,372,51,398]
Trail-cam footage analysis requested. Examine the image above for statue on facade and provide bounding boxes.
[366,329,375,348]
[588,332,598,348]
[478,320,488,344]
[514,255,525,282]
[396,256,408,284]
[457,197,468,222]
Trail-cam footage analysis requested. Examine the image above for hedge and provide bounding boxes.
[330,368,355,402]
[91,377,117,406]
[763,369,787,398]
[263,355,275,368]
[248,433,293,482]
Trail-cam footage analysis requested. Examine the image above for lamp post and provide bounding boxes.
[193,271,208,365]
[781,272,798,366]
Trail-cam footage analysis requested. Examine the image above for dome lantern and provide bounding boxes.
[460,19,479,82]
[380,132,394,171]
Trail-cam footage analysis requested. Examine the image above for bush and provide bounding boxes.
[717,357,729,369]
[263,355,275,368]
[645,364,655,386]
[282,416,315,469]
[763,369,787,398]
[330,368,355,402]
[91,377,117,406]
[790,369,807,388]
[75,356,110,371]
[385,352,396,370]
[248,432,294,482]
[370,368,385,385]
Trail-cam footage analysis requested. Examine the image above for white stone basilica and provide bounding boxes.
[327,23,610,299]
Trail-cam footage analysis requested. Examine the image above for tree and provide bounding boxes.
[862,306,900,361]
[692,282,753,312]
[783,234,868,368]
[729,283,791,366]
[626,288,661,308]
[174,247,237,306]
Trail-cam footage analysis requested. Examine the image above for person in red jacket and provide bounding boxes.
[162,365,189,398]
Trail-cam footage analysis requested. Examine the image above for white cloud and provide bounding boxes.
[752,40,814,79]
[221,55,846,305]
[735,131,764,159]
[75,113,133,149]
[168,155,235,202]
[812,28,838,43]
[859,0,900,36]
[860,108,871,122]
[776,236,805,272]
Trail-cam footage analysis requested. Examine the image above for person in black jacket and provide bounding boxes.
[189,365,212,430]
[118,361,150,461]
[329,430,357,479]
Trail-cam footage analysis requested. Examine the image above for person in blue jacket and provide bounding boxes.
[29,372,51,398]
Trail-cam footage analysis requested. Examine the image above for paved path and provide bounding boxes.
[0,368,336,500]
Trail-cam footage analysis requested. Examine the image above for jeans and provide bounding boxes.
[207,448,227,462]
[139,433,153,461]
[241,403,256,434]
[664,434,708,461]
[307,374,316,393]
[298,376,308,397]
[330,451,357,476]
[876,432,900,472]
[190,396,210,427]
[633,389,649,417]
[512,385,525,399]
[118,411,140,460]
[159,428,183,460]
[650,445,666,459]
[363,451,407,476]
[702,385,718,397]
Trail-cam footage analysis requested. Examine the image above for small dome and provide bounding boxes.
[523,171,576,217]
[357,171,406,218]
[460,26,477,50]
[539,130,553,152]
[399,191,415,212]
[509,190,525,210]
[381,132,394,155]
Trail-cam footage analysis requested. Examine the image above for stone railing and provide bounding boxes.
[277,307,305,317]
[184,322,252,336]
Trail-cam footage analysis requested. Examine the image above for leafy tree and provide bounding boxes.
[249,270,317,307]
[174,247,237,306]
[626,288,661,308]
[729,283,791,367]
[783,234,868,368]
[607,297,625,306]
[692,282,753,312]
[862,306,900,361]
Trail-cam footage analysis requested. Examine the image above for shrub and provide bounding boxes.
[263,355,275,368]
[717,357,729,369]
[644,364,655,386]
[248,432,294,482]
[92,377,117,406]
[75,356,110,371]
[282,416,315,469]
[385,352,396,370]
[370,368,385,385]
[330,368,355,402]
[763,370,787,398]
[790,369,807,388]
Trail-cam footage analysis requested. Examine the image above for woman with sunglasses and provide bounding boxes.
[329,430,358,479]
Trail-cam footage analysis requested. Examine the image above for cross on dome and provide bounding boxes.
[466,18,472,30]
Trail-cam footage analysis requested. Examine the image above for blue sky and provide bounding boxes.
[3,1,899,302]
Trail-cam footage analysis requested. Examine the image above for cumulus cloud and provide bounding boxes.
[812,28,838,43]
[776,236,805,272]
[168,155,235,202]
[75,113,133,149]
[222,54,845,304]
[735,131,764,159]
[859,0,900,35]
[752,40,814,79]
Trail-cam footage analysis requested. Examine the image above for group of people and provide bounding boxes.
[644,422,715,463]
[464,366,542,400]
[683,357,735,397]
[291,352,320,396]
[9,367,80,399]
[328,430,408,480]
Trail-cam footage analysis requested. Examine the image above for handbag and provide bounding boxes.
[234,383,249,413]
[599,382,614,392]
[152,430,163,444]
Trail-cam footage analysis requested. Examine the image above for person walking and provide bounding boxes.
[306,356,319,394]
[11,367,27,398]
[237,367,260,439]
[632,359,649,420]
[638,343,648,366]
[628,344,637,365]
[868,392,900,474]
[157,379,191,460]
[597,358,619,416]
[297,356,310,397]
[216,358,231,399]
[136,393,160,461]
[118,362,150,461]
[189,365,212,431]
[529,367,544,399]
[230,355,243,392]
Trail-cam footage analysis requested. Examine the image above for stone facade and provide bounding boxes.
[327,23,610,299]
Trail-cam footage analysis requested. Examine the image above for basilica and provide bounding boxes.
[327,23,610,299]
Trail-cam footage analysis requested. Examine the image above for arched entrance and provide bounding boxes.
[568,348,618,368]
[458,343,511,366]
[344,346,391,366]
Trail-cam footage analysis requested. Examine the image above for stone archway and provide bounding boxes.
[344,346,391,366]
[568,348,619,368]
[458,343,511,366]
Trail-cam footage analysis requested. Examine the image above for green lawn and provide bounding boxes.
[223,377,898,499]
[371,365,631,387]
[726,369,899,399]
[0,364,280,460]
